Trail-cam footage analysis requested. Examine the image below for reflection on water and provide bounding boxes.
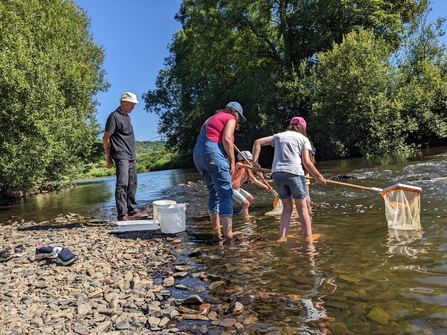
[2,148,447,333]
[387,229,427,259]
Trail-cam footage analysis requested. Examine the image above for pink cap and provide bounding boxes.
[289,116,306,128]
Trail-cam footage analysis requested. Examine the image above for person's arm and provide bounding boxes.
[302,149,325,184]
[251,136,272,171]
[247,169,272,191]
[222,118,237,175]
[102,131,114,169]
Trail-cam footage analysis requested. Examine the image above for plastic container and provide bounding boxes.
[152,200,177,222]
[117,220,159,232]
[158,203,186,233]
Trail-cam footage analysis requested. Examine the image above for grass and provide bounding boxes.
[79,150,195,179]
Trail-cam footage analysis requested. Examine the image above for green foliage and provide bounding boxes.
[135,141,166,154]
[308,29,408,158]
[81,147,195,179]
[144,0,426,160]
[394,6,447,144]
[0,0,109,191]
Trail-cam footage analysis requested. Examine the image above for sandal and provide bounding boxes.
[0,250,11,262]
[14,245,24,253]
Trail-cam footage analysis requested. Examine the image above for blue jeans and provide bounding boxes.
[193,135,233,217]
[272,172,308,200]
[115,159,138,219]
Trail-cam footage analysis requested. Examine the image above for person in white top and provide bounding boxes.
[251,116,325,242]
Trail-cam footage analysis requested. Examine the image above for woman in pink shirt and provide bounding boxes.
[193,102,246,241]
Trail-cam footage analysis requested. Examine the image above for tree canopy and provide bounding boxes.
[144,0,447,162]
[0,0,109,192]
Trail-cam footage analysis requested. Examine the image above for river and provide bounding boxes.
[1,146,447,334]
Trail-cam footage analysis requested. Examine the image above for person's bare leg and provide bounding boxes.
[306,185,312,215]
[295,198,312,237]
[278,196,294,242]
[210,212,223,241]
[241,199,250,216]
[221,216,233,239]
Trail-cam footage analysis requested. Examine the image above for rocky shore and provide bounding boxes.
[0,213,283,335]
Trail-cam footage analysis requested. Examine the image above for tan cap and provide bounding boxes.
[120,92,139,104]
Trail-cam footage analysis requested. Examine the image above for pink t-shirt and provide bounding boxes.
[205,112,236,144]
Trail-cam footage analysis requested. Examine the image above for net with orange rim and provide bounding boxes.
[266,197,283,216]
[381,184,422,230]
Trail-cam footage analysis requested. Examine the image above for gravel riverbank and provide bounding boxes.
[0,211,282,335]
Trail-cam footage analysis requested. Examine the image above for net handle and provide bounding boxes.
[234,145,276,195]
[318,179,382,192]
[247,166,382,192]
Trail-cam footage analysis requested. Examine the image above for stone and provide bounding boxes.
[181,294,203,305]
[366,305,390,325]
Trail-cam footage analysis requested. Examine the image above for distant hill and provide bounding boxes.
[135,141,165,154]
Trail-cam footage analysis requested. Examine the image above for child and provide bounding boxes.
[251,117,325,242]
[232,150,273,216]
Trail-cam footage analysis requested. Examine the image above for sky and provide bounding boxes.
[75,0,447,142]
[75,0,182,142]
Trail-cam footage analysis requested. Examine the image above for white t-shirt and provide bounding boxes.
[270,130,312,175]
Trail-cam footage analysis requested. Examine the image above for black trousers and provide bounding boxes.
[115,159,138,219]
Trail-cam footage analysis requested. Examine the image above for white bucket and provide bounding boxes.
[153,200,177,222]
[158,203,186,234]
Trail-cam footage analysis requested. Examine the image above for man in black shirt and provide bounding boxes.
[103,92,146,221]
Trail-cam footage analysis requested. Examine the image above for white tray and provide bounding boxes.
[115,219,159,232]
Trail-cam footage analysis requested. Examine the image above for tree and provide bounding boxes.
[307,29,408,158]
[394,3,447,145]
[0,0,109,191]
[144,0,425,158]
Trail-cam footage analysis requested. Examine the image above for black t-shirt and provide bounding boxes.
[105,108,136,160]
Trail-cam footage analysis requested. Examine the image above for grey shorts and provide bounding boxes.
[232,188,251,204]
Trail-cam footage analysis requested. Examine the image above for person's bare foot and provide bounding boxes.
[304,233,321,242]
[211,235,225,242]
[238,211,251,217]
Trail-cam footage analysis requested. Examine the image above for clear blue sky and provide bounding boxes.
[75,0,182,142]
[75,0,446,142]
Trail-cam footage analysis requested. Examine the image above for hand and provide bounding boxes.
[267,186,274,192]
[314,175,326,185]
[252,162,261,172]
[106,156,114,169]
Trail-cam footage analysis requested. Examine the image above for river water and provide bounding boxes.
[1,146,447,334]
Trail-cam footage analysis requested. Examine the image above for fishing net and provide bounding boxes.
[266,196,300,216]
[381,184,422,230]
[265,194,283,216]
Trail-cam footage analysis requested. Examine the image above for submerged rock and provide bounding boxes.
[366,305,390,325]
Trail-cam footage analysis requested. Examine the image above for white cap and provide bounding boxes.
[120,92,139,104]
[237,150,253,161]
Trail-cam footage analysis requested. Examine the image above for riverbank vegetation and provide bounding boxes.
[81,141,194,179]
[1,0,447,195]
[144,0,447,161]
[0,0,109,193]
